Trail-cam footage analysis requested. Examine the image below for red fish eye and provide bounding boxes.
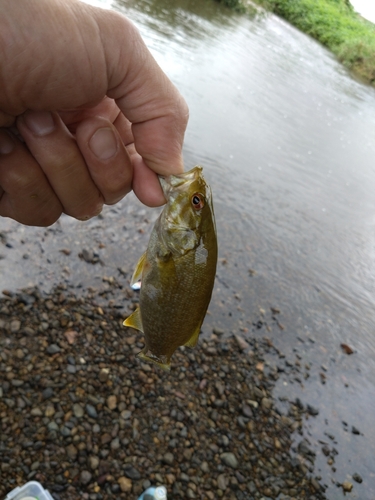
[191,193,205,210]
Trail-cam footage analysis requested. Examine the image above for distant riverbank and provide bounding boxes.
[216,0,375,85]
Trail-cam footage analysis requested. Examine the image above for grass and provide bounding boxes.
[216,0,375,84]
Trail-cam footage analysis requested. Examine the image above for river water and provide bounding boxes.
[115,1,375,496]
[1,0,375,497]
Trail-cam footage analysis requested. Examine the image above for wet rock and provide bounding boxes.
[342,480,353,492]
[123,465,141,480]
[46,344,61,355]
[220,452,238,469]
[352,472,363,483]
[42,387,54,399]
[107,395,117,410]
[73,403,84,418]
[163,452,174,465]
[80,470,92,485]
[118,477,132,493]
[86,404,98,419]
[66,444,78,460]
[217,473,228,490]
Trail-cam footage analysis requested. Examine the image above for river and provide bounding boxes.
[1,0,375,497]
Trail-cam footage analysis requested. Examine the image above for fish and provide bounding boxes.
[123,166,218,371]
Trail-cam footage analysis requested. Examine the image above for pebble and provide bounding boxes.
[352,472,363,483]
[46,344,61,355]
[342,480,353,492]
[88,455,100,470]
[107,395,117,410]
[220,452,238,469]
[0,286,331,500]
[73,403,84,418]
[86,404,98,419]
[217,473,228,490]
[118,476,132,493]
[80,470,92,485]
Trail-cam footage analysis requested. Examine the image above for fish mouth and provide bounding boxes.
[159,166,204,197]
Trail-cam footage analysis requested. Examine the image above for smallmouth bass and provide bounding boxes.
[123,166,217,370]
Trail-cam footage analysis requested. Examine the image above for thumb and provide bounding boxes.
[93,9,189,176]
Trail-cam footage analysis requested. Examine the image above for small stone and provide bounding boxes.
[120,410,132,420]
[307,404,319,416]
[342,481,353,492]
[15,348,25,359]
[242,404,253,418]
[261,397,272,410]
[201,461,209,473]
[66,444,78,460]
[73,403,84,418]
[352,426,360,435]
[107,395,117,410]
[118,477,132,493]
[46,344,61,355]
[220,452,238,469]
[163,452,174,465]
[352,473,363,483]
[45,405,55,418]
[110,438,120,450]
[217,473,228,490]
[30,407,43,417]
[86,404,98,418]
[99,368,110,382]
[42,387,54,399]
[123,465,141,480]
[10,320,21,333]
[88,456,100,470]
[80,470,92,485]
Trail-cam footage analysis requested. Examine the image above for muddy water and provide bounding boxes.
[1,0,375,497]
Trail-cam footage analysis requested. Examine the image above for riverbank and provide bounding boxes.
[216,0,375,84]
[0,285,330,499]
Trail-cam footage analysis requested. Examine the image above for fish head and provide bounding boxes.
[158,166,216,255]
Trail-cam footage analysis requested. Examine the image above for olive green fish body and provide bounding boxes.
[124,166,217,370]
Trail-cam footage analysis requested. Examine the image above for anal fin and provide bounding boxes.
[183,324,201,348]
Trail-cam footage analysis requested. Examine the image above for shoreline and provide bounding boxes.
[216,0,375,85]
[1,284,330,499]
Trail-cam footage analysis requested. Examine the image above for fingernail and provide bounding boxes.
[23,110,55,136]
[89,128,118,160]
[0,131,14,155]
[77,204,103,221]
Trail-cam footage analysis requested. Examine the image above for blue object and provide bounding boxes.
[5,481,54,500]
[137,485,167,500]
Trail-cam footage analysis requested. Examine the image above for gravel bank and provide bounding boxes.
[0,285,329,499]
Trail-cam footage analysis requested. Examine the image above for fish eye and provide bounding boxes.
[191,193,205,210]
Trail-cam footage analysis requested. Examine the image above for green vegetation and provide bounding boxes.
[214,0,246,13]
[218,0,375,84]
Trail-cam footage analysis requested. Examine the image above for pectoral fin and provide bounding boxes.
[184,324,201,348]
[130,251,147,287]
[123,307,143,332]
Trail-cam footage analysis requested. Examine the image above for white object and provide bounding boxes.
[5,481,54,500]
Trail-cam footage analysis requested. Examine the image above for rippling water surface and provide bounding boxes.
[115,1,375,495]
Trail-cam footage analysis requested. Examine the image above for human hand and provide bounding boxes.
[0,0,188,226]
